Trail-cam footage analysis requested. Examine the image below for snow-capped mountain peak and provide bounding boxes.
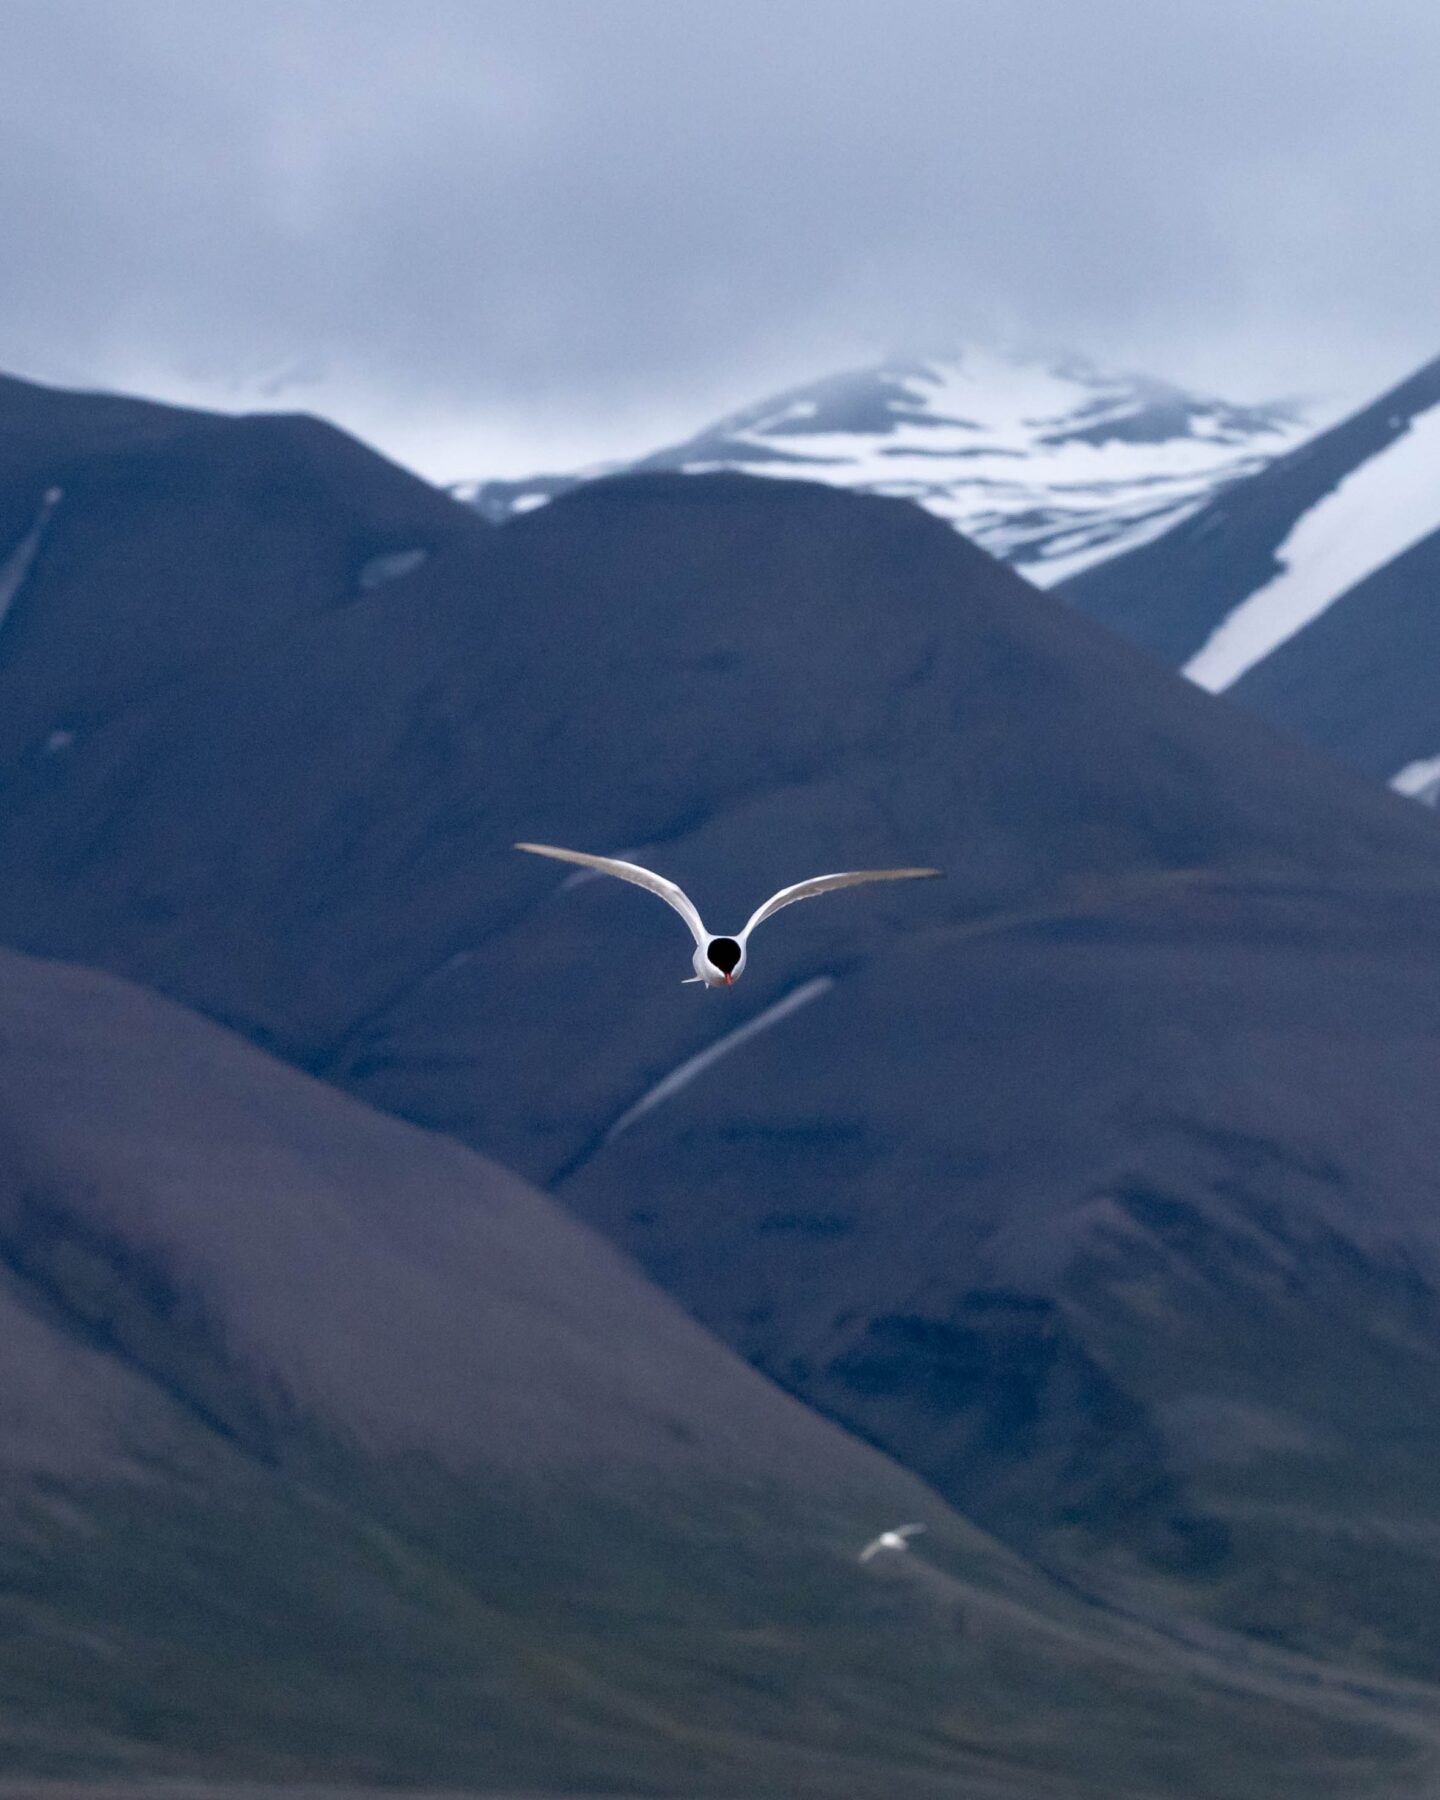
[457,347,1312,586]
[1065,350,1440,805]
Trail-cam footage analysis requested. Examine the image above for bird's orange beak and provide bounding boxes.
[724,972,732,985]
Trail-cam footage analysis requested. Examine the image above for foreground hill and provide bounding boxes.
[2,946,1416,1797]
[458,347,1309,585]
[5,374,1440,1720]
[1065,353,1440,800]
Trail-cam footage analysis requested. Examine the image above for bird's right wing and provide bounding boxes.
[858,1539,883,1562]
[895,1523,927,1540]
[515,843,707,946]
[742,867,941,939]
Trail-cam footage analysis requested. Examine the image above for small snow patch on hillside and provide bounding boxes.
[1391,753,1440,807]
[0,486,62,634]
[358,547,428,591]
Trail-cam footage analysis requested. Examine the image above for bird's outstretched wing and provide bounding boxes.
[894,1522,927,1541]
[515,843,707,947]
[742,868,940,939]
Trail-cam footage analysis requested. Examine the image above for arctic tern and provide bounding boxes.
[515,843,940,986]
[858,1523,927,1563]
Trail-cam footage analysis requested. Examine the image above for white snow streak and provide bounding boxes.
[0,486,62,635]
[1184,404,1440,692]
[1024,495,1209,587]
[605,976,834,1141]
[1390,753,1440,806]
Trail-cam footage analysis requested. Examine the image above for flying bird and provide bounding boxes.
[858,1523,927,1563]
[515,843,940,987]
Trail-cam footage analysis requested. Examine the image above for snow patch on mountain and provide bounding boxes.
[357,546,429,591]
[1185,401,1440,692]
[458,350,1311,586]
[606,976,834,1141]
[1391,753,1440,807]
[0,486,62,634]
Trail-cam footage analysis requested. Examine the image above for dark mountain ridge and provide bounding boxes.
[0,374,483,765]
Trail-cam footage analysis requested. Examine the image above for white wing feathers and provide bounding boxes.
[514,843,707,946]
[742,868,941,939]
[516,845,940,950]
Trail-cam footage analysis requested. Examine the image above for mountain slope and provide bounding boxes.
[1065,354,1440,796]
[6,373,1440,1714]
[5,944,1420,1797]
[459,348,1309,585]
[0,372,484,764]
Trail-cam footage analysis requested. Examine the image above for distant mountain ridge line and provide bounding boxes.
[455,346,1313,587]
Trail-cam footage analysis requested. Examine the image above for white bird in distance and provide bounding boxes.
[858,1522,927,1563]
[515,843,941,987]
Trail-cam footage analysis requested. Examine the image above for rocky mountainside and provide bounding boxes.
[458,348,1309,586]
[1065,353,1440,802]
[5,373,1440,1786]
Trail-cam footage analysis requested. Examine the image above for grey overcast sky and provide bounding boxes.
[4,0,1438,479]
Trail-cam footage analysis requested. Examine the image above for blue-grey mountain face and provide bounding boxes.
[458,348,1309,587]
[1065,354,1440,804]
[5,372,1440,1782]
[13,944,1265,1795]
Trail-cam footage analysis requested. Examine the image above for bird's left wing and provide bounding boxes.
[515,842,708,946]
[742,867,940,939]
